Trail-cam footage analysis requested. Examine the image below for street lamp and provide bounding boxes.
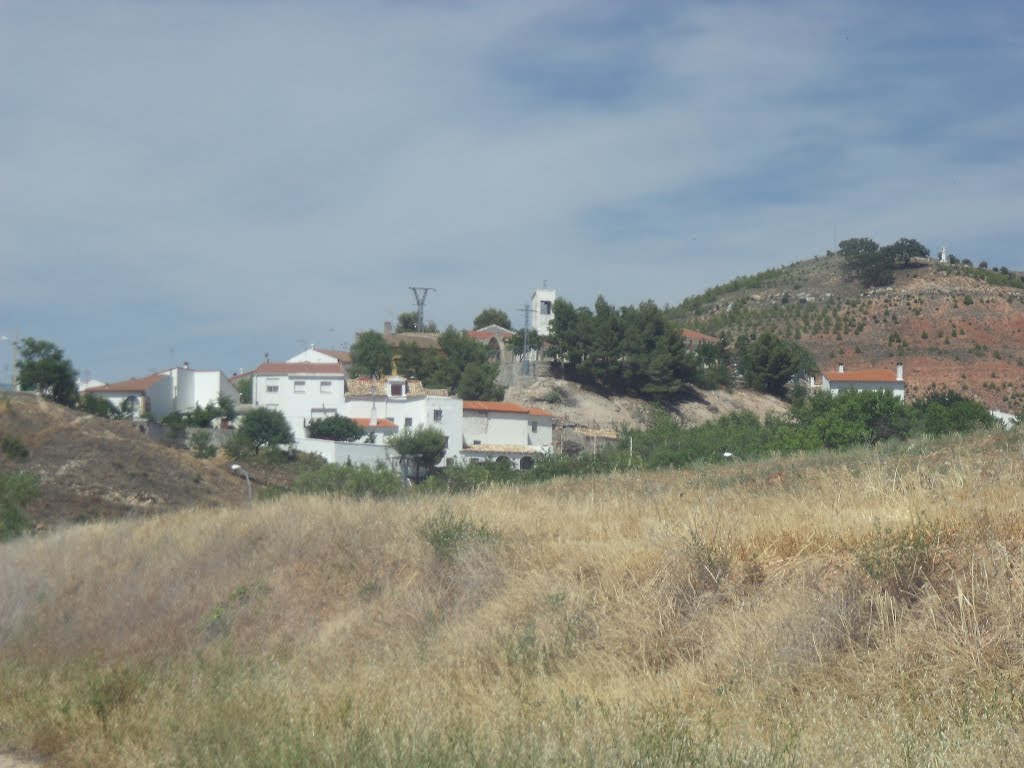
[0,336,15,391]
[230,464,253,506]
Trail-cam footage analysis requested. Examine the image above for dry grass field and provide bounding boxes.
[3,429,1024,766]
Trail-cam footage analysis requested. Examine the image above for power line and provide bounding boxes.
[409,287,435,331]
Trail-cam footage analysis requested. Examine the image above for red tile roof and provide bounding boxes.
[824,369,902,383]
[679,329,719,344]
[463,401,554,417]
[85,373,167,394]
[254,362,345,376]
[352,417,397,429]
[314,348,352,363]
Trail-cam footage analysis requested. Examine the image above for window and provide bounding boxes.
[540,300,552,315]
[444,437,450,448]
[320,381,331,394]
[391,382,405,397]
[529,420,538,433]
[266,385,279,393]
[404,417,413,428]
[433,409,443,422]
[294,381,306,394]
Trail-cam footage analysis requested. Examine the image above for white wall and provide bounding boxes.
[254,373,347,439]
[531,288,557,337]
[821,379,906,401]
[295,436,397,468]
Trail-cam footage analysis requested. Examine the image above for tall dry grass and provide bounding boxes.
[3,430,1024,766]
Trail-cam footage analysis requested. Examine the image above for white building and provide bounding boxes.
[819,363,906,401]
[249,351,556,471]
[251,361,347,439]
[531,286,557,337]
[342,375,464,466]
[84,365,240,420]
[461,401,554,469]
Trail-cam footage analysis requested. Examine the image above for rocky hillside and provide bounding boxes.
[0,392,247,527]
[669,254,1024,412]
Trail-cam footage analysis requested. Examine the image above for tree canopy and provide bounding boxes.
[349,331,394,377]
[389,425,447,480]
[16,338,78,407]
[307,414,365,442]
[548,296,697,400]
[841,236,930,287]
[473,307,513,330]
[237,407,295,454]
[737,332,816,399]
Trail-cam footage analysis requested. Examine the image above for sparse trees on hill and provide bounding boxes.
[841,236,930,287]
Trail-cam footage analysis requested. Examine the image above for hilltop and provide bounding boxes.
[669,254,1024,411]
[0,392,246,525]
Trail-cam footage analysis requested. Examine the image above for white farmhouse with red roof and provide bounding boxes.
[820,363,906,401]
[461,401,554,469]
[85,365,239,420]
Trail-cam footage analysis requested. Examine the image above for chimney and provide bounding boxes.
[837,362,844,373]
[896,362,904,382]
[370,400,378,427]
[384,321,393,335]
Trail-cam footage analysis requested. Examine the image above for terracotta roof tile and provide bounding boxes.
[352,417,397,429]
[463,401,553,417]
[824,369,903,383]
[462,444,546,454]
[679,328,719,344]
[254,362,345,376]
[85,373,167,393]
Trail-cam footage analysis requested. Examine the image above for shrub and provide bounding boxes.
[306,415,364,442]
[1,434,29,461]
[0,471,40,540]
[291,463,403,499]
[188,430,217,459]
[420,508,499,561]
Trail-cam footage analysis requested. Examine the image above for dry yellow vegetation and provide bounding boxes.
[2,430,1024,766]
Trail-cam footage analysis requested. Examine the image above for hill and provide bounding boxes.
[669,254,1024,412]
[2,429,1023,765]
[0,392,247,526]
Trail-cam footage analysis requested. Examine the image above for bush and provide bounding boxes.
[419,508,499,561]
[0,471,40,540]
[291,463,404,499]
[188,430,217,459]
[1,434,29,461]
[306,415,364,442]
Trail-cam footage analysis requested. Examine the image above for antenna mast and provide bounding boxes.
[409,287,435,331]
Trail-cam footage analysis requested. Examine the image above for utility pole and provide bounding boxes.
[520,304,533,376]
[409,287,435,331]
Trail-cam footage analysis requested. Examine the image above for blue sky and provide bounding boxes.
[2,0,1023,383]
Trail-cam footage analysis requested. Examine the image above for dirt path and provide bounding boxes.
[0,755,43,768]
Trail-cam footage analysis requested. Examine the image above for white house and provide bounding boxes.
[251,361,347,438]
[820,363,906,401]
[531,286,557,337]
[84,364,240,420]
[84,373,175,419]
[461,401,554,469]
[342,375,464,466]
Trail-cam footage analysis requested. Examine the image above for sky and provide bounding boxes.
[2,0,1023,383]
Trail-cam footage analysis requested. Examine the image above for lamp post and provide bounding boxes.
[0,336,15,391]
[230,464,252,506]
